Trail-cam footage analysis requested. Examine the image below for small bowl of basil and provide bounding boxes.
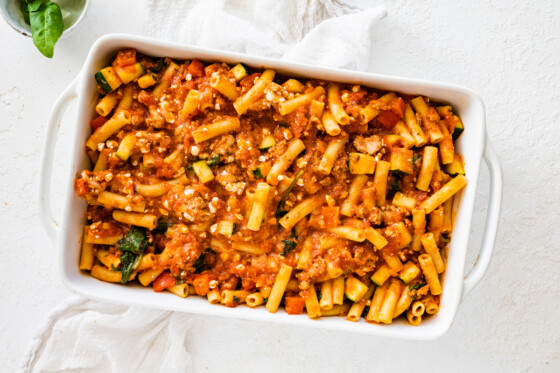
[0,0,89,58]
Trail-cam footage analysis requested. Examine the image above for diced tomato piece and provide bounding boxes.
[376,110,400,130]
[285,296,305,315]
[90,115,108,131]
[75,178,89,196]
[187,59,205,78]
[153,271,176,292]
[391,97,406,118]
[193,273,210,296]
[114,49,136,67]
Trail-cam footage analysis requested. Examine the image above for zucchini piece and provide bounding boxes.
[95,67,123,93]
[394,222,412,249]
[116,134,137,161]
[230,63,248,81]
[137,73,158,88]
[451,115,464,140]
[216,221,236,236]
[445,154,465,176]
[116,62,146,84]
[193,160,214,183]
[389,147,414,175]
[436,105,453,117]
[259,135,276,151]
[349,153,376,174]
[344,275,369,302]
[371,264,392,286]
[398,262,420,284]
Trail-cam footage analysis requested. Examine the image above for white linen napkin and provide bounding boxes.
[21,1,386,372]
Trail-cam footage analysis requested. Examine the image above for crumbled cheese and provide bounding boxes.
[186,73,192,81]
[125,206,132,212]
[258,155,266,162]
[97,142,105,151]
[191,146,200,156]
[265,91,275,102]
[236,264,245,271]
[184,188,194,197]
[209,280,219,289]
[277,175,285,181]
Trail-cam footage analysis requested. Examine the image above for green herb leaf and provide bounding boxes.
[278,122,288,128]
[118,226,149,254]
[206,155,220,167]
[253,167,263,179]
[27,0,43,12]
[440,235,450,243]
[19,0,31,25]
[153,218,173,235]
[193,248,216,274]
[118,251,142,284]
[232,222,238,235]
[413,154,420,164]
[275,170,304,225]
[30,1,63,58]
[281,235,298,256]
[408,282,426,291]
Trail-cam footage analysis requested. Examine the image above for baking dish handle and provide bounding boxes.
[462,137,502,300]
[39,79,79,246]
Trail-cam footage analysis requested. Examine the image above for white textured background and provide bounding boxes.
[1,0,559,371]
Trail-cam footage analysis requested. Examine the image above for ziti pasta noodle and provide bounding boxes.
[75,48,467,326]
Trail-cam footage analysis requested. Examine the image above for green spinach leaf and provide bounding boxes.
[113,227,149,284]
[153,218,173,235]
[281,234,298,256]
[193,248,216,274]
[275,170,304,224]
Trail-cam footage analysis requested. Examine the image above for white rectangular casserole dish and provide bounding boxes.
[39,34,502,340]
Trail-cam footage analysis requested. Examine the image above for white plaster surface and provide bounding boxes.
[1,0,559,371]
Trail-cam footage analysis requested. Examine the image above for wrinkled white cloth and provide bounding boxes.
[20,1,385,372]
[20,298,192,372]
[144,0,386,71]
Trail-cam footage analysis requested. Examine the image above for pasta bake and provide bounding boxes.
[75,49,467,325]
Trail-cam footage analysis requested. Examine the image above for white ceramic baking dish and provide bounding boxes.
[39,34,502,340]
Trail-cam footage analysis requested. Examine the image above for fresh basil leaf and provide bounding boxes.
[30,1,63,58]
[412,154,420,164]
[19,0,31,25]
[278,122,288,128]
[232,222,238,235]
[27,0,43,12]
